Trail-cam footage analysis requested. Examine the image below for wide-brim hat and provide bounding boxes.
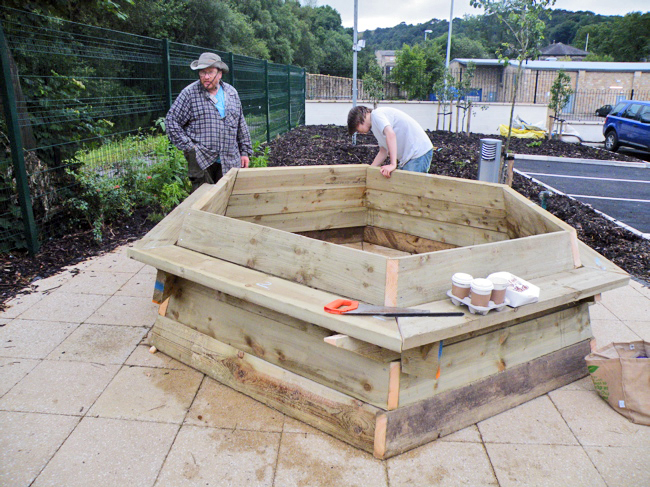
[190,52,229,73]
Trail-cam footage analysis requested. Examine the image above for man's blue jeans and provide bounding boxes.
[401,148,433,174]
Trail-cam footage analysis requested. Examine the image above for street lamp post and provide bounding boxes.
[424,29,433,41]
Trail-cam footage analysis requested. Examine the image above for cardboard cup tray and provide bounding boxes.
[446,290,509,315]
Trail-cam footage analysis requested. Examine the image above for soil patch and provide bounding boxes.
[2,126,648,311]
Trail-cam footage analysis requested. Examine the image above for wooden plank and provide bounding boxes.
[397,265,629,350]
[394,230,577,307]
[132,183,214,250]
[193,168,238,215]
[378,340,592,458]
[231,165,367,194]
[364,226,457,254]
[361,243,411,258]
[324,334,401,363]
[398,303,592,406]
[225,186,365,218]
[387,362,400,410]
[152,270,175,305]
[298,227,365,245]
[151,315,380,453]
[366,167,506,209]
[128,245,403,351]
[366,188,509,233]
[166,279,393,407]
[401,342,441,378]
[238,207,367,233]
[577,240,627,275]
[368,209,508,248]
[178,209,388,306]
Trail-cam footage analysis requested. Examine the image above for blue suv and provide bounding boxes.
[603,100,650,152]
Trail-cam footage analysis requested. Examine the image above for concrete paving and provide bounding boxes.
[1,244,649,487]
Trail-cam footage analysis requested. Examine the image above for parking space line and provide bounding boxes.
[568,195,650,203]
[524,172,650,184]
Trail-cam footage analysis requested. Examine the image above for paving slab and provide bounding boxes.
[623,320,650,340]
[18,292,109,323]
[0,319,78,359]
[590,319,641,348]
[584,446,650,487]
[46,324,148,364]
[31,417,177,487]
[115,271,156,298]
[549,389,650,447]
[438,424,483,443]
[155,426,280,487]
[85,295,158,327]
[0,411,79,487]
[88,365,203,423]
[53,270,133,295]
[0,360,119,415]
[84,249,145,273]
[185,377,284,432]
[478,395,579,445]
[485,443,607,487]
[387,440,497,486]
[0,291,47,319]
[275,432,387,487]
[601,293,650,322]
[0,357,40,397]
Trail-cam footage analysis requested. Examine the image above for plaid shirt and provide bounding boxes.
[166,80,252,173]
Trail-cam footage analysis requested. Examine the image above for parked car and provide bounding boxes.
[595,104,612,117]
[603,100,650,152]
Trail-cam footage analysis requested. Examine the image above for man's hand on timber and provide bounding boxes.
[380,163,397,178]
[241,155,250,168]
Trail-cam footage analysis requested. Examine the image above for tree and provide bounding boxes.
[362,60,384,108]
[547,70,573,140]
[470,0,555,185]
[391,43,444,100]
[433,34,488,59]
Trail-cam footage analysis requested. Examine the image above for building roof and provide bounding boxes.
[540,42,588,57]
[452,59,650,72]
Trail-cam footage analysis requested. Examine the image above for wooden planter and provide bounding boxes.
[129,165,628,458]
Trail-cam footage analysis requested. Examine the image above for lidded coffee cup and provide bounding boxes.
[488,276,509,305]
[470,278,493,307]
[451,273,473,299]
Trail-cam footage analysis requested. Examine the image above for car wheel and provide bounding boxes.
[605,130,619,152]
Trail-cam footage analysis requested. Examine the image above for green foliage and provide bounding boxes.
[249,142,270,168]
[432,34,488,60]
[65,135,189,242]
[362,60,385,108]
[548,70,573,116]
[573,12,650,62]
[392,43,444,100]
[526,140,542,147]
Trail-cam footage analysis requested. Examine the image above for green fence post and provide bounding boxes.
[162,39,172,111]
[229,52,235,88]
[0,24,39,254]
[264,60,270,143]
[287,65,292,131]
[302,68,306,125]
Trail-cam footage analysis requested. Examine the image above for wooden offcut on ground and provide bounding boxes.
[128,165,628,458]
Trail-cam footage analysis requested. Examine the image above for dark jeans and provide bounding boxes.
[184,150,222,193]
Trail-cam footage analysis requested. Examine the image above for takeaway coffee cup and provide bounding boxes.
[451,273,473,299]
[470,278,494,307]
[488,276,509,305]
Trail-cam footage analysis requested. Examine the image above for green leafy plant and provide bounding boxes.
[249,142,270,168]
[526,140,542,147]
[548,70,574,140]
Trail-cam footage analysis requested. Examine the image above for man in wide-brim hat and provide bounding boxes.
[166,52,252,192]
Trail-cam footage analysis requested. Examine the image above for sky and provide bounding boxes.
[312,0,649,32]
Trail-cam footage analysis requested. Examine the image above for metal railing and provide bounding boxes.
[0,7,305,253]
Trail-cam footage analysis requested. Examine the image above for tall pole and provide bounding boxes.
[352,0,358,108]
[445,0,454,71]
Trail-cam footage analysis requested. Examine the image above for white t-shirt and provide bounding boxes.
[370,107,433,167]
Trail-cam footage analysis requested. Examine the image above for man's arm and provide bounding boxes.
[370,146,388,167]
[234,95,252,168]
[165,92,194,152]
[380,125,398,178]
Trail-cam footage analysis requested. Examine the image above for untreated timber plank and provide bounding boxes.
[298,227,365,245]
[237,207,367,233]
[226,186,365,218]
[151,315,380,453]
[178,209,388,306]
[366,188,509,234]
[324,334,401,363]
[397,265,629,349]
[166,279,393,407]
[192,168,238,215]
[368,208,508,248]
[231,165,367,194]
[128,245,403,352]
[364,226,457,254]
[376,340,592,458]
[394,230,577,307]
[152,270,175,305]
[366,167,506,209]
[398,303,592,405]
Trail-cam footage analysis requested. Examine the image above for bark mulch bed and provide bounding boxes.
[2,125,648,311]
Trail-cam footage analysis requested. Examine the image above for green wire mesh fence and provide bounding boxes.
[0,7,305,254]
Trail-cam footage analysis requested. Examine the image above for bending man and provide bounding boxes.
[347,106,433,178]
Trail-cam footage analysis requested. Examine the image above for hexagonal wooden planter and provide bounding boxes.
[128,165,628,458]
